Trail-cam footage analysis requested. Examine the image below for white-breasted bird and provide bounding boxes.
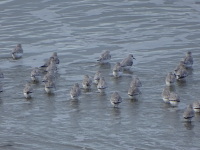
[31,67,41,82]
[44,79,56,94]
[169,92,180,107]
[11,44,23,59]
[183,51,193,68]
[120,54,135,70]
[192,101,200,113]
[97,77,107,93]
[174,61,188,80]
[93,71,102,85]
[70,83,81,99]
[23,83,33,98]
[183,104,195,121]
[82,75,92,89]
[161,86,171,103]
[110,92,122,107]
[51,52,60,64]
[165,72,176,86]
[112,62,123,77]
[130,76,142,87]
[128,85,141,99]
[97,50,111,64]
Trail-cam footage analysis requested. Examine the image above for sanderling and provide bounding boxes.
[93,71,102,85]
[97,50,111,64]
[110,92,122,107]
[120,54,135,70]
[44,79,55,94]
[192,101,200,113]
[82,75,92,90]
[112,62,123,77]
[183,104,195,122]
[42,70,55,83]
[161,86,171,103]
[45,59,57,73]
[51,52,60,64]
[97,77,107,93]
[70,83,81,99]
[183,51,193,68]
[31,67,41,82]
[23,83,33,99]
[128,85,141,99]
[11,44,23,59]
[169,92,180,107]
[174,67,188,80]
[130,76,142,87]
[174,62,188,80]
[165,72,176,86]
[40,57,55,68]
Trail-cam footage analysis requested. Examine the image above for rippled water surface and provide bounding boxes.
[0,0,200,149]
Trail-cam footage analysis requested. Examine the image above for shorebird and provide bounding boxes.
[97,77,107,93]
[23,83,33,99]
[165,72,176,86]
[11,44,23,59]
[70,83,81,99]
[183,51,193,68]
[112,62,123,77]
[169,92,180,107]
[130,76,142,88]
[93,71,102,85]
[192,101,200,113]
[161,86,171,103]
[183,104,195,122]
[97,50,111,64]
[82,75,92,90]
[120,54,135,70]
[110,92,122,107]
[31,67,41,82]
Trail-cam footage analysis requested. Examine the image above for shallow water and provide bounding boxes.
[0,0,200,149]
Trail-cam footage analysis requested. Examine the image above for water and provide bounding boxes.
[0,0,200,149]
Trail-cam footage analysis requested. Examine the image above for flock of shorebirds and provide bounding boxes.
[0,44,199,122]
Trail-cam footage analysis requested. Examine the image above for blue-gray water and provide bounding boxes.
[0,0,200,149]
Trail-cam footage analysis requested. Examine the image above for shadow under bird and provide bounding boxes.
[97,50,111,64]
[110,92,122,107]
[23,83,33,99]
[183,104,195,122]
[11,44,23,59]
[120,54,135,70]
[112,62,123,77]
[70,83,81,99]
